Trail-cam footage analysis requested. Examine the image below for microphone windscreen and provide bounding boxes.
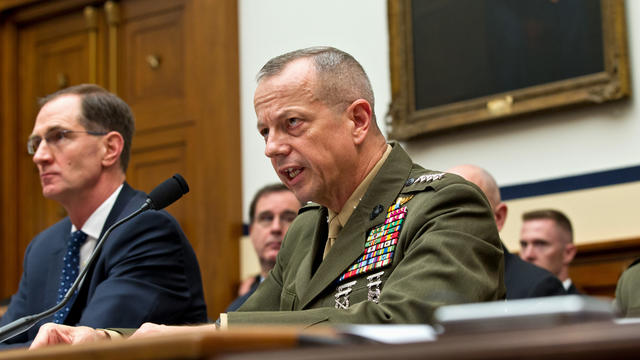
[147,174,190,210]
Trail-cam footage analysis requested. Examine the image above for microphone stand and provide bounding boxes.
[0,201,152,343]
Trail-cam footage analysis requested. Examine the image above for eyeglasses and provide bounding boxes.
[27,128,108,155]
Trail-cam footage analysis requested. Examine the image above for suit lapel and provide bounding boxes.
[45,221,72,311]
[299,143,414,308]
[100,182,136,237]
[71,182,138,319]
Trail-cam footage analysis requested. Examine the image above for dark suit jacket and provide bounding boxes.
[0,183,207,348]
[225,275,261,312]
[229,143,505,325]
[503,244,566,299]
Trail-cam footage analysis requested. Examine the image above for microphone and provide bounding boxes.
[0,174,190,343]
[144,174,190,211]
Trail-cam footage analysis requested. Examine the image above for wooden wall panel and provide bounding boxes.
[129,134,188,229]
[16,8,97,288]
[183,0,242,316]
[1,0,241,320]
[570,237,640,298]
[0,17,20,297]
[120,3,185,130]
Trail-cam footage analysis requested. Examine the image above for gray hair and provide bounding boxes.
[257,46,376,122]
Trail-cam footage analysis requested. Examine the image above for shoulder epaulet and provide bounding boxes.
[400,171,448,194]
[298,201,322,214]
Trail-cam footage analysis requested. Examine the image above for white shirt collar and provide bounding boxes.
[562,278,573,290]
[71,184,124,238]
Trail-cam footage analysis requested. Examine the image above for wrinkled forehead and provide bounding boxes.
[254,59,317,105]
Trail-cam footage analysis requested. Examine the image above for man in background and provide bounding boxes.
[520,209,580,294]
[0,84,207,348]
[226,183,301,312]
[447,165,566,299]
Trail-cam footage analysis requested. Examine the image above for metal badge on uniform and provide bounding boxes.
[335,280,357,309]
[366,271,384,304]
[413,172,445,185]
[395,194,414,206]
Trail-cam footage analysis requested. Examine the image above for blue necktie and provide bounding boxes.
[53,230,88,324]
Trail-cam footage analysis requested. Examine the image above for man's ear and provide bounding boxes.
[494,202,508,232]
[345,99,373,145]
[563,243,577,264]
[101,131,124,168]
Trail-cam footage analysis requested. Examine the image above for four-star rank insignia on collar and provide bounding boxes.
[338,197,411,282]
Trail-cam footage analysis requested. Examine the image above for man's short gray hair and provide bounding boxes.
[257,46,376,122]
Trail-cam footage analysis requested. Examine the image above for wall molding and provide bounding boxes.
[501,164,640,200]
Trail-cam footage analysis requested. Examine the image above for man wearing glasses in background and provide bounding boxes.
[0,84,207,348]
[226,183,301,312]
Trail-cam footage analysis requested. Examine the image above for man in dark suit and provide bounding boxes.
[447,165,566,299]
[0,84,207,348]
[226,183,301,312]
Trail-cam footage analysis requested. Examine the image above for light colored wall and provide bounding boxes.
[238,1,640,269]
[239,0,390,221]
[240,235,261,280]
[501,181,640,251]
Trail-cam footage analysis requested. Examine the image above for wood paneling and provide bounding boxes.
[183,0,242,316]
[120,1,186,130]
[16,6,97,295]
[0,17,20,297]
[0,0,240,320]
[570,237,640,298]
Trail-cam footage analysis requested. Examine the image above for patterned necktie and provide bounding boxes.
[53,230,88,324]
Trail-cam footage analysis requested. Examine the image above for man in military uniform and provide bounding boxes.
[30,46,504,346]
[615,259,640,317]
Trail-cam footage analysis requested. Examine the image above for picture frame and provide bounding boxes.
[387,0,630,140]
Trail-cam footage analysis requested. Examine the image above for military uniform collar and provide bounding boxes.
[328,144,392,231]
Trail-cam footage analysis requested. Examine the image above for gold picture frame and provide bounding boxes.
[387,0,630,140]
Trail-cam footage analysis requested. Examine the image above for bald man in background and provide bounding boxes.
[447,165,566,299]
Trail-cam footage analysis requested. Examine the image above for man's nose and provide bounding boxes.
[264,132,290,158]
[270,217,284,233]
[521,246,535,260]
[32,141,53,164]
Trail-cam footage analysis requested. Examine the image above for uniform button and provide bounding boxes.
[370,204,384,220]
[405,178,415,186]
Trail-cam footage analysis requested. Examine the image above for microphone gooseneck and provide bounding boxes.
[0,174,189,343]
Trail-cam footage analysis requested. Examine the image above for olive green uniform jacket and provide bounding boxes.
[615,259,640,317]
[229,143,505,326]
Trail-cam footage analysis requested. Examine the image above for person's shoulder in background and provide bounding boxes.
[616,258,640,317]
